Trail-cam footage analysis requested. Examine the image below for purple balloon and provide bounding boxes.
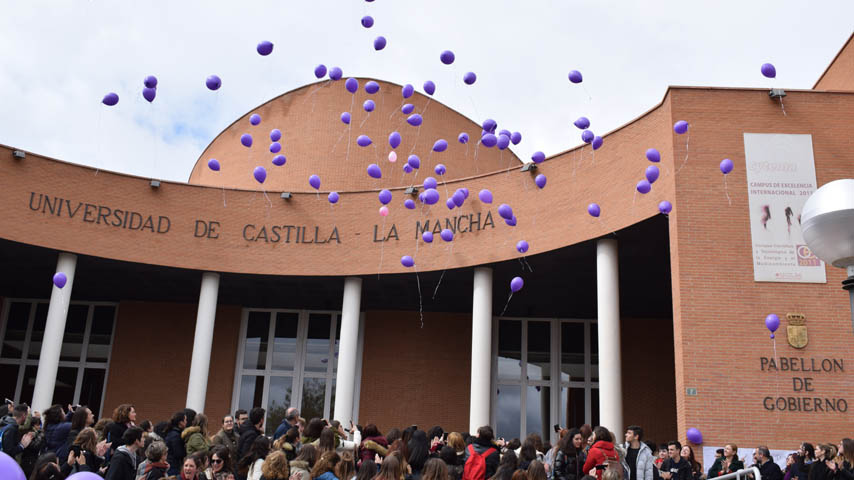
[402,84,414,98]
[102,92,119,106]
[646,165,660,183]
[765,313,780,333]
[461,188,469,199]
[463,71,477,85]
[686,428,703,445]
[510,132,522,145]
[250,114,261,125]
[363,99,375,112]
[206,75,222,90]
[505,216,517,227]
[407,154,420,169]
[531,151,545,164]
[407,114,423,126]
[587,203,601,217]
[568,70,583,83]
[452,190,465,206]
[574,117,590,129]
[481,134,498,147]
[440,50,455,65]
[357,135,372,147]
[361,15,374,28]
[309,174,321,189]
[482,119,497,133]
[423,188,440,205]
[270,129,282,141]
[340,112,351,124]
[404,199,416,209]
[207,159,220,171]
[314,65,327,79]
[510,276,524,292]
[383,132,399,150]
[142,87,156,103]
[253,166,267,184]
[328,192,340,204]
[257,41,274,56]
[720,158,734,174]
[423,80,436,95]
[658,200,672,214]
[636,179,651,194]
[403,164,413,174]
[535,174,547,189]
[345,78,359,93]
[433,139,448,152]
[458,132,469,144]
[143,75,158,88]
[517,241,529,254]
[373,36,387,50]
[272,155,286,166]
[434,164,446,175]
[497,135,510,150]
[0,452,26,480]
[365,81,380,94]
[270,142,281,153]
[241,134,253,147]
[440,229,454,242]
[478,189,493,204]
[367,164,382,179]
[446,198,456,210]
[423,177,438,189]
[581,130,594,144]
[401,255,414,268]
[53,272,67,289]
[378,189,392,204]
[329,67,343,81]
[422,231,433,243]
[402,103,414,114]
[592,136,604,150]
[498,204,513,220]
[761,63,776,79]
[646,148,661,163]
[674,120,689,135]
[499,129,511,138]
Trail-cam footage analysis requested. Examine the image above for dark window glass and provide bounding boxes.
[52,367,78,407]
[561,387,586,430]
[301,377,326,420]
[304,314,331,373]
[561,323,585,382]
[526,385,549,439]
[243,312,270,370]
[496,385,521,440]
[591,388,600,427]
[19,365,38,405]
[1,302,31,359]
[527,321,550,381]
[79,368,106,415]
[266,376,293,435]
[590,323,599,381]
[272,313,299,370]
[87,306,115,363]
[239,375,265,411]
[27,304,49,360]
[498,320,522,380]
[60,305,88,362]
[0,364,20,402]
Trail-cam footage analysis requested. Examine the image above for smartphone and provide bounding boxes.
[4,398,12,405]
[595,465,608,471]
[70,445,82,457]
[442,432,448,442]
[553,424,561,433]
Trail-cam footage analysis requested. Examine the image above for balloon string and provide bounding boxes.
[676,133,690,174]
[473,141,480,173]
[724,175,732,206]
[415,267,424,329]
[410,124,423,154]
[222,186,227,208]
[779,97,787,116]
[377,216,387,279]
[263,189,272,212]
[94,108,103,175]
[359,111,371,129]
[500,291,514,317]
[582,84,593,102]
[345,96,354,169]
[432,242,454,300]
[468,95,482,121]
[389,101,403,120]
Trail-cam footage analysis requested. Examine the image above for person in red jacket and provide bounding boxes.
[583,427,619,480]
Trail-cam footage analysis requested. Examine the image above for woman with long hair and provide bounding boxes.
[210,445,236,480]
[181,455,204,480]
[261,449,290,480]
[528,461,548,480]
[373,453,404,480]
[680,445,703,480]
[65,406,94,454]
[708,444,743,479]
[809,445,834,480]
[441,445,465,480]
[356,459,378,480]
[421,458,449,480]
[319,427,338,454]
[554,429,584,480]
[311,451,342,480]
[71,427,108,473]
[407,430,431,480]
[336,450,357,480]
[29,452,75,480]
[827,438,854,480]
[184,412,212,456]
[360,424,390,465]
[291,444,320,480]
[107,404,136,452]
[42,404,72,462]
[490,450,519,480]
[239,435,271,480]
[447,433,466,466]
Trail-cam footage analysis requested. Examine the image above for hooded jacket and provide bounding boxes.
[166,426,186,476]
[105,445,138,480]
[583,440,619,480]
[44,421,72,461]
[183,425,212,456]
[359,436,390,464]
[554,448,585,480]
[237,420,262,460]
[289,459,311,480]
[213,427,239,459]
[622,441,656,480]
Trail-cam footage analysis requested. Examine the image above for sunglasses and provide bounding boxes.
[212,459,223,464]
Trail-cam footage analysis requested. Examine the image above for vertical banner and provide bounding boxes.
[743,133,826,283]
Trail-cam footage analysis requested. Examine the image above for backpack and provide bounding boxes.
[463,444,497,480]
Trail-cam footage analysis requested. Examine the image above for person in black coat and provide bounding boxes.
[0,403,35,458]
[105,426,144,480]
[753,447,783,480]
[166,411,188,477]
[554,429,584,480]
[237,407,266,460]
[462,426,500,480]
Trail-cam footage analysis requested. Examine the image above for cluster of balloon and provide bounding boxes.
[720,158,734,205]
[498,204,516,227]
[686,428,703,445]
[142,75,157,103]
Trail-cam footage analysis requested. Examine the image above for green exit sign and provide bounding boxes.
[686,388,698,396]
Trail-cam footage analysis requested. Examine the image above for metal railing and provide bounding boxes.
[713,467,762,480]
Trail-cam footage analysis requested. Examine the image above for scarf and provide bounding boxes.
[145,461,170,473]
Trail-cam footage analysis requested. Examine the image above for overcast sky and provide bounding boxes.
[0,1,851,183]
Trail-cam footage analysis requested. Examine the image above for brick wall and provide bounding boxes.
[814,33,854,91]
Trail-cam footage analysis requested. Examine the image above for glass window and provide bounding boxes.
[527,322,550,381]
[498,320,522,380]
[266,376,293,435]
[52,367,78,406]
[27,304,49,360]
[272,313,299,371]
[0,364,19,401]
[239,375,265,412]
[79,368,106,413]
[1,302,30,359]
[591,388,600,427]
[301,377,326,421]
[304,314,332,373]
[495,385,521,440]
[243,312,270,370]
[591,324,599,381]
[561,323,585,382]
[560,387,586,430]
[19,365,38,405]
[60,305,88,362]
[526,384,549,438]
[86,306,115,363]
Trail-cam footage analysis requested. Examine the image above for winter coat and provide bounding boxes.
[213,428,240,459]
[555,450,584,480]
[0,420,23,457]
[20,428,45,478]
[463,437,500,480]
[273,419,297,441]
[44,421,72,461]
[183,426,212,456]
[75,449,105,474]
[289,460,311,480]
[708,457,745,479]
[834,461,854,480]
[142,461,170,480]
[316,471,340,480]
[107,421,130,452]
[623,442,656,480]
[248,458,265,480]
[660,458,693,480]
[359,436,390,464]
[237,421,262,460]
[808,461,830,480]
[105,445,138,480]
[758,460,783,480]
[166,427,187,476]
[583,441,619,480]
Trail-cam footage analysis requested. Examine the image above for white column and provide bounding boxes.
[32,252,77,413]
[470,267,493,433]
[186,272,220,412]
[596,238,623,434]
[333,277,362,425]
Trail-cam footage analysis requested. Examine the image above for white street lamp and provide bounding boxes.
[801,179,854,332]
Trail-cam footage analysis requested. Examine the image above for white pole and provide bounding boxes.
[333,277,362,425]
[32,252,77,413]
[596,239,623,434]
[186,272,220,412]
[470,267,493,433]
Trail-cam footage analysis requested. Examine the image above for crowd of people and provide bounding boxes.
[1,400,852,480]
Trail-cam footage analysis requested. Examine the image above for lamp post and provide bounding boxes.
[801,179,854,332]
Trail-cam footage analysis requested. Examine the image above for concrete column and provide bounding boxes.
[333,277,362,425]
[470,267,493,433]
[186,272,220,412]
[596,239,623,435]
[32,252,77,413]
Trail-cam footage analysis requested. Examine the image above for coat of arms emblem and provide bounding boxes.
[786,313,807,349]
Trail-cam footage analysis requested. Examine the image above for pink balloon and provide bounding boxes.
[379,206,389,217]
[388,151,398,163]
